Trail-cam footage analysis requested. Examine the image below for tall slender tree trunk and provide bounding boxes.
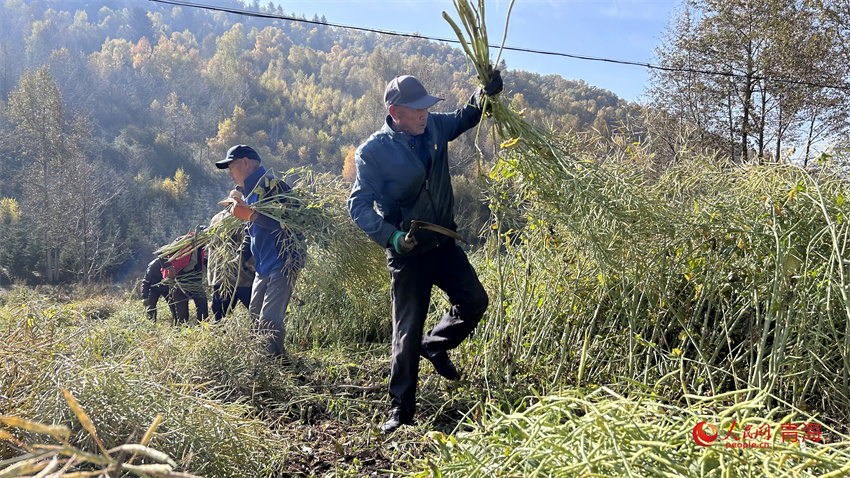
[40,154,58,282]
[742,69,753,163]
[804,113,816,167]
[775,104,782,163]
[46,247,60,282]
[757,87,767,161]
[727,94,735,160]
[45,245,52,282]
[82,214,90,284]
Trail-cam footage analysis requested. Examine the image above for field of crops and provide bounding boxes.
[3,0,850,476]
[5,144,850,475]
[4,113,850,476]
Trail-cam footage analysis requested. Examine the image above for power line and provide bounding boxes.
[148,0,850,92]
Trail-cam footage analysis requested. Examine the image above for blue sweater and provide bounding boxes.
[347,92,483,257]
[242,166,301,277]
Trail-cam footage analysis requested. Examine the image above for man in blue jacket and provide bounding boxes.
[347,72,503,433]
[216,145,304,363]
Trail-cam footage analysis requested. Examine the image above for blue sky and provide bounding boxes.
[275,0,680,103]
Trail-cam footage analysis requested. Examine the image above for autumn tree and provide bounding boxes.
[57,143,122,281]
[0,8,25,100]
[125,6,153,43]
[151,92,197,150]
[813,1,850,163]
[205,23,250,105]
[342,146,357,183]
[207,105,249,154]
[649,0,847,165]
[4,67,98,281]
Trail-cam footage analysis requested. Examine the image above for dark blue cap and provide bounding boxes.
[216,144,261,169]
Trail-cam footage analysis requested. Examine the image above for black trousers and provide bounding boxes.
[387,242,489,416]
[144,286,175,322]
[171,286,209,325]
[211,285,252,321]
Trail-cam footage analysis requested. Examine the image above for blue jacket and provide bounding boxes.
[348,92,484,257]
[242,166,303,277]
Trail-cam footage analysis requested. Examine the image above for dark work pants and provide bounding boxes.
[144,286,175,322]
[171,286,209,325]
[387,242,489,416]
[212,285,252,322]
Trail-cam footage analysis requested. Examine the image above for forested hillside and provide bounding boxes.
[0,0,637,285]
[5,1,850,476]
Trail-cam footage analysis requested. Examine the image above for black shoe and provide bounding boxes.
[271,349,292,367]
[380,408,413,434]
[422,350,461,381]
[277,353,292,367]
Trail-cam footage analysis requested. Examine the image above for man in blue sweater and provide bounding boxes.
[217,145,304,363]
[348,72,503,433]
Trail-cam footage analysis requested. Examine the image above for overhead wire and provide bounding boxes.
[148,0,850,92]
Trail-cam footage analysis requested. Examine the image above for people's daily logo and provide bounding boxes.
[692,420,822,449]
[692,421,718,447]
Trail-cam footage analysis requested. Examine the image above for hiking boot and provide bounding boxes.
[422,350,461,381]
[380,408,413,434]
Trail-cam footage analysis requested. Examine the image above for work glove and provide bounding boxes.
[482,68,503,97]
[390,230,417,254]
[230,196,255,222]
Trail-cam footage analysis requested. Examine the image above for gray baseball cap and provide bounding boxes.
[384,75,444,109]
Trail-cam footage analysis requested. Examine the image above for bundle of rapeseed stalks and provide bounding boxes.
[155,170,379,298]
[443,0,658,268]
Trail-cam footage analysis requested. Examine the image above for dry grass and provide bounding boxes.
[0,289,478,477]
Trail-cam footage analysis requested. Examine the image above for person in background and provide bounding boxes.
[162,231,209,325]
[207,209,255,321]
[141,255,176,323]
[347,71,503,433]
[216,145,305,363]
